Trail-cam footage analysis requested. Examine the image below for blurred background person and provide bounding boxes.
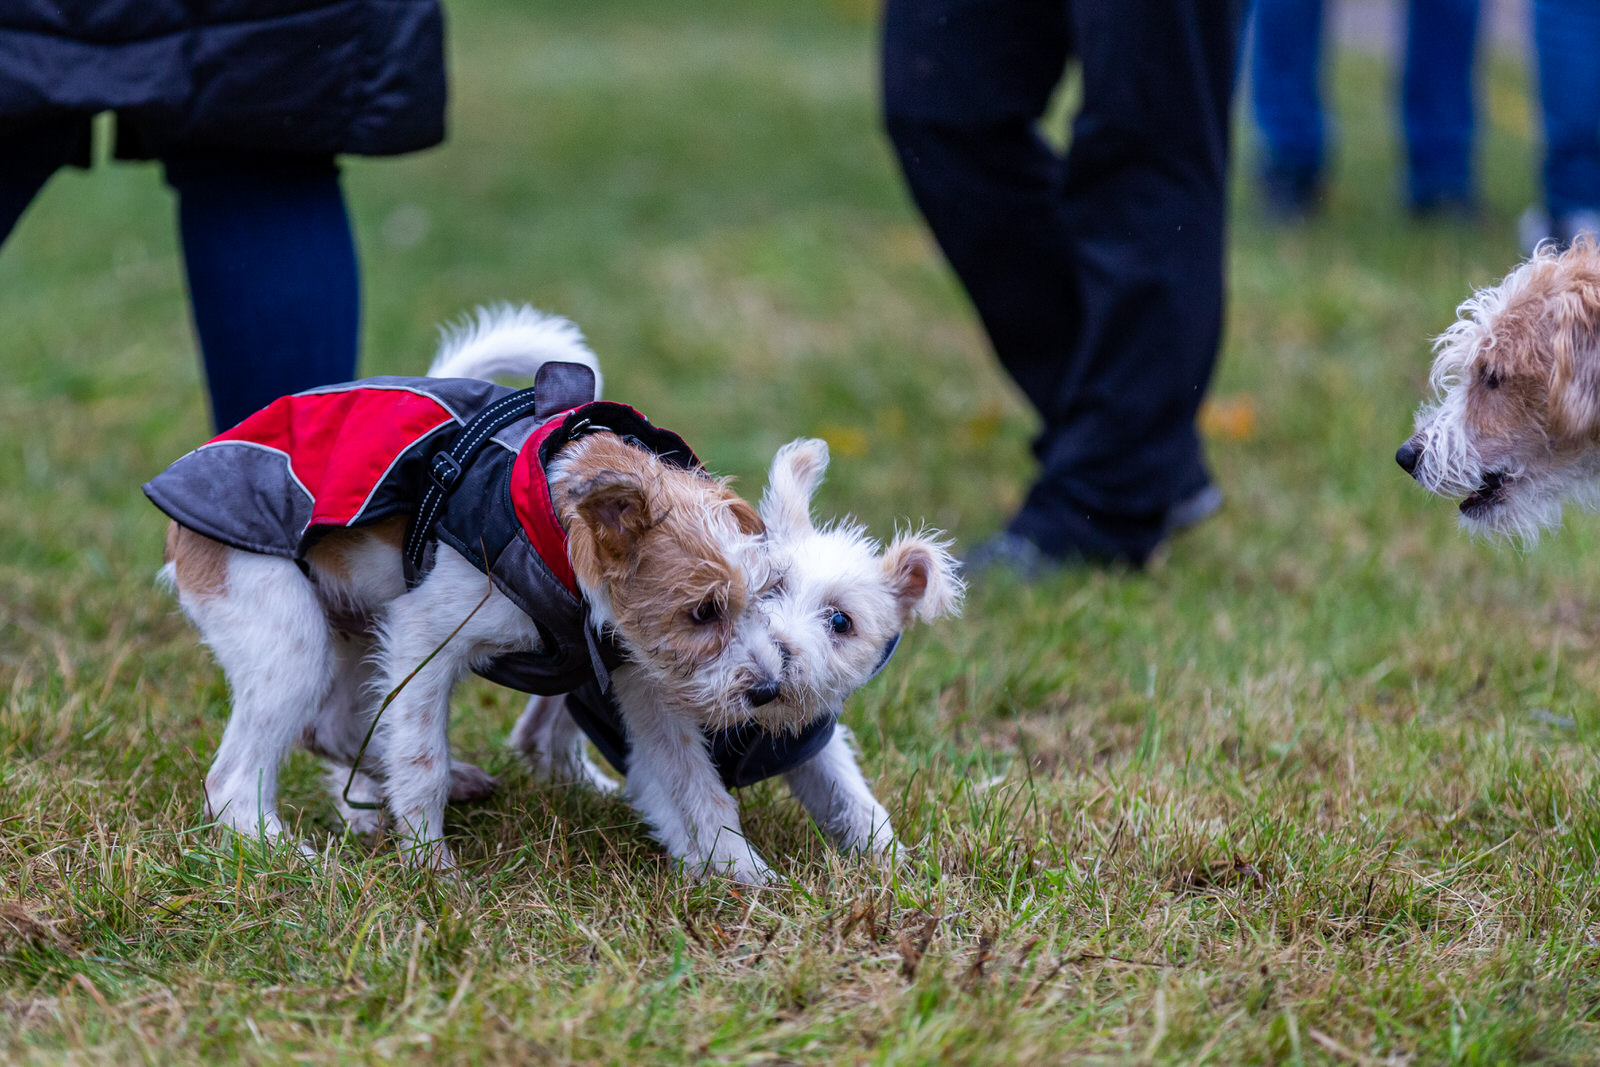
[0,1,447,430]
[1250,0,1483,218]
[1520,0,1600,252]
[882,0,1245,572]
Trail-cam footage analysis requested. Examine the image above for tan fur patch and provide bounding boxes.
[304,515,407,583]
[1469,241,1600,448]
[554,433,757,668]
[170,525,231,601]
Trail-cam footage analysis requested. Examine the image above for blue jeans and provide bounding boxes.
[1250,0,1481,205]
[1,122,360,430]
[1534,0,1600,218]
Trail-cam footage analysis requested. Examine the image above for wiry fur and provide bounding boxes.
[164,307,788,878]
[1402,240,1600,541]
[512,438,960,883]
[513,438,965,874]
[754,439,963,857]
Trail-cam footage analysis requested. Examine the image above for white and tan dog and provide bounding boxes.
[158,310,789,875]
[512,437,964,882]
[1398,240,1600,538]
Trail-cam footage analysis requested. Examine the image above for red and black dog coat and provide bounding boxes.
[144,361,839,786]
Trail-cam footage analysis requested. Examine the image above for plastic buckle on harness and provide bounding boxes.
[429,451,463,493]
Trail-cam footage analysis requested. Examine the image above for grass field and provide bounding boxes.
[5,1,1600,1062]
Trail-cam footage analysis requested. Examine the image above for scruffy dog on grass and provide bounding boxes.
[148,307,960,883]
[1398,240,1600,537]
[513,436,963,882]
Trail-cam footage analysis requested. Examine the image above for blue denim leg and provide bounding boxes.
[1402,0,1481,206]
[1534,0,1600,219]
[164,153,361,431]
[1250,0,1327,182]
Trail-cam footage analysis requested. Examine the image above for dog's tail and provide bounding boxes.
[428,304,603,397]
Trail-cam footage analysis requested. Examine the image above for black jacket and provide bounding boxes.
[0,0,446,159]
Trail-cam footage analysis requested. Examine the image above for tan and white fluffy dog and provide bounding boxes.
[1398,240,1600,538]
[512,437,964,883]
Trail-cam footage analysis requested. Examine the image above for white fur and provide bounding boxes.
[511,437,964,871]
[429,304,604,399]
[508,694,616,792]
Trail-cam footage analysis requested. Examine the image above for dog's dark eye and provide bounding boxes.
[690,600,723,625]
[1481,367,1502,391]
[828,610,852,635]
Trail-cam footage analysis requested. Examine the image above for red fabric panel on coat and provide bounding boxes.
[213,387,456,527]
[509,415,578,595]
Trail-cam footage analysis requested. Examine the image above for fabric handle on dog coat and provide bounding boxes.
[403,386,546,573]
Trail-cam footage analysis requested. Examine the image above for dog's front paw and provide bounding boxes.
[447,761,499,804]
[826,799,896,858]
[681,841,775,885]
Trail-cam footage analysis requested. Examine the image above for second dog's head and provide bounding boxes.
[750,438,963,734]
[1399,239,1600,539]
[550,433,785,721]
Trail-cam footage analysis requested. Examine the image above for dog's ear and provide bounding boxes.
[760,438,829,538]
[881,531,964,625]
[572,472,653,564]
[1546,276,1600,441]
[727,498,765,537]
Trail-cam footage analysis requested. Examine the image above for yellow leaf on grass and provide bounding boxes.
[1200,394,1259,442]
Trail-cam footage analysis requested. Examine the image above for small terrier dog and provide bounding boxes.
[152,308,788,874]
[1399,240,1600,538]
[511,437,964,883]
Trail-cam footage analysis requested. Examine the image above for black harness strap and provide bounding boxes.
[404,385,544,573]
[562,631,905,787]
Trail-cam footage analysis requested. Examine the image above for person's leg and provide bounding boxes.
[1402,0,1481,212]
[1249,0,1328,212]
[1008,0,1245,565]
[881,0,1075,415]
[1532,0,1600,226]
[0,120,85,246]
[164,152,360,431]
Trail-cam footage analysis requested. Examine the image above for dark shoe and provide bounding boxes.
[961,532,1057,582]
[1517,206,1600,256]
[1164,483,1224,535]
[1407,191,1479,222]
[966,484,1222,583]
[1259,165,1322,221]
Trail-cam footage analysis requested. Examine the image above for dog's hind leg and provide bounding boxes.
[307,630,387,833]
[783,725,895,857]
[373,550,536,871]
[509,694,617,792]
[178,545,334,855]
[311,629,498,830]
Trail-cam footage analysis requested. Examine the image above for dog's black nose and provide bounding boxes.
[747,678,782,707]
[1396,440,1421,476]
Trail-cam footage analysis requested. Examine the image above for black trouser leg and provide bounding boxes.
[0,119,86,245]
[883,0,1244,563]
[883,0,1075,418]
